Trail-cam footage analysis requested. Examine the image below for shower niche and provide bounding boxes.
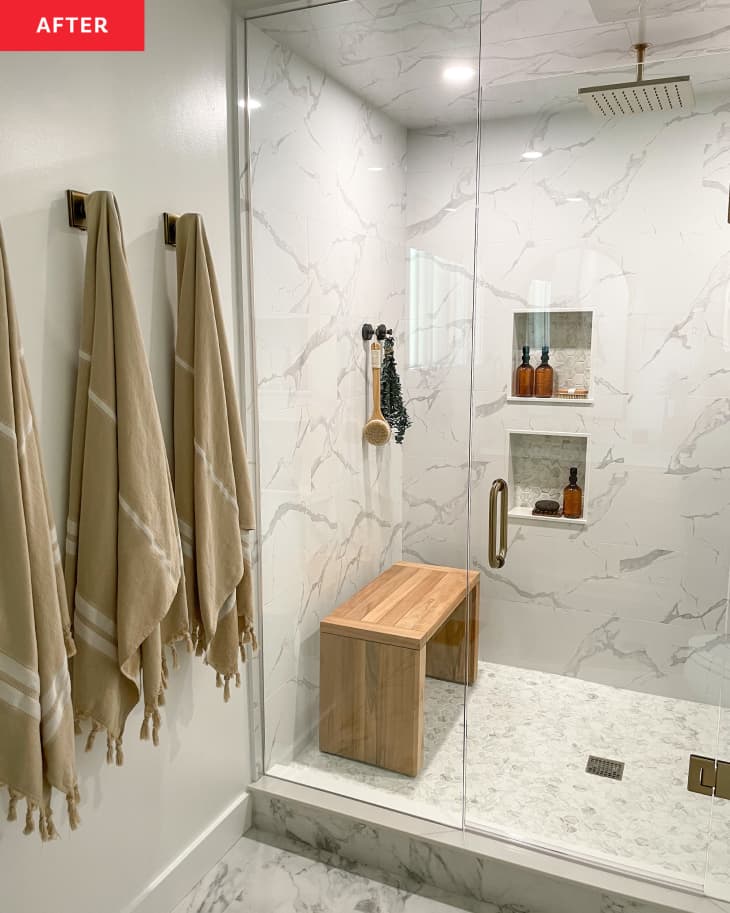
[508,309,594,403]
[507,430,589,525]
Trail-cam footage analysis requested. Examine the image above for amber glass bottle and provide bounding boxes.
[515,345,534,397]
[534,345,554,398]
[563,467,583,519]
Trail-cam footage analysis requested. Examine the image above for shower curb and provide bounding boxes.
[248,776,725,913]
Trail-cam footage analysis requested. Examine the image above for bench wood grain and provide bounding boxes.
[319,561,480,776]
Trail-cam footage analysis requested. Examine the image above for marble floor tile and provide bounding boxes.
[269,661,724,887]
[171,833,498,913]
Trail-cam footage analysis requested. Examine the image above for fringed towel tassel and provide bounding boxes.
[158,686,166,707]
[236,672,241,688]
[161,653,169,688]
[140,705,162,747]
[23,800,36,836]
[239,628,258,657]
[46,807,59,840]
[85,721,103,752]
[67,790,81,830]
[152,707,161,747]
[74,717,82,735]
[7,789,19,822]
[63,626,76,657]
[39,810,49,842]
[185,633,194,653]
[170,643,179,670]
[106,733,115,765]
[215,672,223,689]
[194,626,205,657]
[115,738,124,767]
[223,674,232,703]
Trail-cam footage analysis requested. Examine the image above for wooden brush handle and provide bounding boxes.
[370,342,386,421]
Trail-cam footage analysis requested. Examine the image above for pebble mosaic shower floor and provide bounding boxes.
[269,662,729,887]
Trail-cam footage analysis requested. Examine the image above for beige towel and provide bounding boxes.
[173,214,255,699]
[0,225,79,838]
[65,192,183,757]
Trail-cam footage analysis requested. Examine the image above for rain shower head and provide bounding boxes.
[578,43,694,118]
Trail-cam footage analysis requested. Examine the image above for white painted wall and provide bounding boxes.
[0,2,253,912]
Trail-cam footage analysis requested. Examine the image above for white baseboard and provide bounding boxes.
[121,792,251,913]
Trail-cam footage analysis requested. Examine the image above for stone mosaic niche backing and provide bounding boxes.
[509,432,588,509]
[511,310,593,396]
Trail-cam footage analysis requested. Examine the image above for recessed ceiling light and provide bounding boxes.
[521,149,543,160]
[566,196,583,203]
[368,166,384,172]
[443,65,476,83]
[238,98,261,110]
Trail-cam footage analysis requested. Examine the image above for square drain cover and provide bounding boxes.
[586,755,624,780]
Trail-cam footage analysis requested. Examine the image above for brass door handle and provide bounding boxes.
[488,478,508,569]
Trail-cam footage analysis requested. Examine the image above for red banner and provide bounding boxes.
[0,0,144,50]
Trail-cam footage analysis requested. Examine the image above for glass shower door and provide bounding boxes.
[243,0,482,830]
[465,0,730,890]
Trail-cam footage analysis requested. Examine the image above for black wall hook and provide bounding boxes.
[362,322,388,341]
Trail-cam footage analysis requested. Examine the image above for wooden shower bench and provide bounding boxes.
[319,561,480,777]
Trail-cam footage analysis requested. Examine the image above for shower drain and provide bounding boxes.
[586,755,624,780]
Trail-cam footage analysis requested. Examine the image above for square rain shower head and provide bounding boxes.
[578,75,694,117]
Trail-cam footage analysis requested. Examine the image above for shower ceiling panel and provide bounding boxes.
[255,0,730,126]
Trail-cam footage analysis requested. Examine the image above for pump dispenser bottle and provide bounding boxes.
[534,345,554,398]
[515,345,534,397]
[563,467,583,519]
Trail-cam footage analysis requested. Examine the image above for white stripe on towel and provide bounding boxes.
[50,527,62,565]
[0,419,17,442]
[194,441,238,509]
[17,414,33,456]
[218,591,236,622]
[88,388,117,423]
[40,663,72,743]
[240,532,251,562]
[78,349,91,363]
[178,517,193,540]
[175,354,194,374]
[119,495,178,582]
[75,593,117,640]
[0,649,40,694]
[74,617,118,662]
[0,679,41,721]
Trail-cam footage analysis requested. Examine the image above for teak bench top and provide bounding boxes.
[321,561,479,650]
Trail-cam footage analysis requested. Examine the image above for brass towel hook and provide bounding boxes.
[163,213,179,247]
[66,189,88,231]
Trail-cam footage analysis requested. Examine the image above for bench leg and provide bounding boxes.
[319,632,425,776]
[426,579,480,685]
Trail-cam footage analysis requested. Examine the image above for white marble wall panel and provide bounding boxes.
[246,25,406,766]
[404,92,730,705]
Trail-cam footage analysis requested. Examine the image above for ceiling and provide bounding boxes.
[251,0,730,127]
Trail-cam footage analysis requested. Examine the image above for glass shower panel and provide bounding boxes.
[466,0,730,888]
[243,0,481,828]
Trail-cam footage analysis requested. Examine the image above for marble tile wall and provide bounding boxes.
[404,93,730,705]
[245,24,407,766]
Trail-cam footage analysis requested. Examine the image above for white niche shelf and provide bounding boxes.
[510,308,595,404]
[506,429,589,526]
